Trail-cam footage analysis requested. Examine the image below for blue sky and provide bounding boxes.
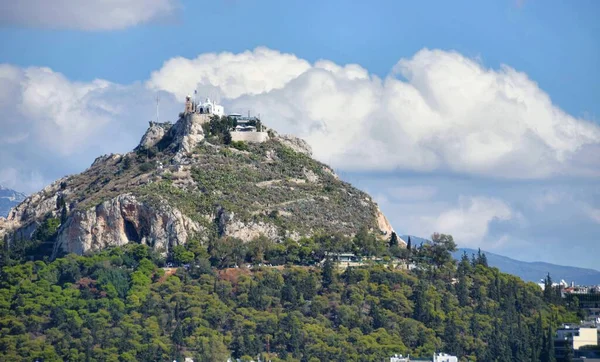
[0,0,599,270]
[2,0,599,118]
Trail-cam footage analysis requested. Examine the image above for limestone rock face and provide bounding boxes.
[276,134,313,156]
[224,220,280,241]
[139,122,171,149]
[169,113,208,153]
[215,207,279,241]
[53,194,201,257]
[0,177,69,242]
[375,205,405,245]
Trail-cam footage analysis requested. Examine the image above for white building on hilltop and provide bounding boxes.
[197,97,224,117]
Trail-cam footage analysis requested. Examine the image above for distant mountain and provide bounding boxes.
[453,248,600,285]
[0,185,26,217]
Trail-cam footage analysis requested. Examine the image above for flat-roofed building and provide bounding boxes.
[555,324,599,360]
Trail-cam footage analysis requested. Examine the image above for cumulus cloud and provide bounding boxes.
[421,196,514,246]
[0,64,180,192]
[147,47,312,99]
[148,47,600,178]
[374,188,516,248]
[0,0,180,31]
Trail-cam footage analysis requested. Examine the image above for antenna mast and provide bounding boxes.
[155,93,160,122]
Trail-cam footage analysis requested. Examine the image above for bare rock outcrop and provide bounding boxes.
[224,220,280,241]
[1,177,69,242]
[53,194,201,256]
[138,114,207,154]
[375,205,405,245]
[169,113,208,153]
[276,134,313,156]
[7,180,63,222]
[138,121,172,149]
[215,206,280,242]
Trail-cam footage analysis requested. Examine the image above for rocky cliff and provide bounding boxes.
[0,113,402,257]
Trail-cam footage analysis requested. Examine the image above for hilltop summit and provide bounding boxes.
[0,107,400,259]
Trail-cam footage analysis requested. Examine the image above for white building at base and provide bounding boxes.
[556,324,598,350]
[389,352,458,362]
[433,353,458,362]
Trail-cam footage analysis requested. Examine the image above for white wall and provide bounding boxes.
[231,132,269,143]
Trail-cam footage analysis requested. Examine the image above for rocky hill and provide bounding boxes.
[0,186,26,218]
[0,113,399,258]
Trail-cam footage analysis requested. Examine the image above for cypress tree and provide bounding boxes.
[544,273,555,303]
[531,313,543,361]
[322,258,334,289]
[389,232,399,247]
[564,335,574,362]
[541,324,556,362]
[480,252,488,267]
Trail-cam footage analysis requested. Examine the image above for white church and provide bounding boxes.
[182,93,269,143]
[184,95,224,117]
[197,97,224,117]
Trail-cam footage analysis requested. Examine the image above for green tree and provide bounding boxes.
[172,245,194,264]
[389,232,399,247]
[541,324,556,362]
[322,258,334,289]
[564,335,574,362]
[544,273,555,303]
[223,129,232,145]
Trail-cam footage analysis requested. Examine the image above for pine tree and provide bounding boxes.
[407,236,412,251]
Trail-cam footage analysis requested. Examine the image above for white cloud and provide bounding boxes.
[584,206,600,224]
[147,47,600,178]
[147,47,312,99]
[1,64,117,154]
[0,0,180,31]
[0,64,181,192]
[421,196,514,246]
[2,46,600,194]
[374,187,516,248]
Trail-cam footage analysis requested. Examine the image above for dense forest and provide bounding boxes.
[0,232,580,361]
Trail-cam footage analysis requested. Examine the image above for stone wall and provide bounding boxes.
[231,131,270,143]
[190,113,211,125]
